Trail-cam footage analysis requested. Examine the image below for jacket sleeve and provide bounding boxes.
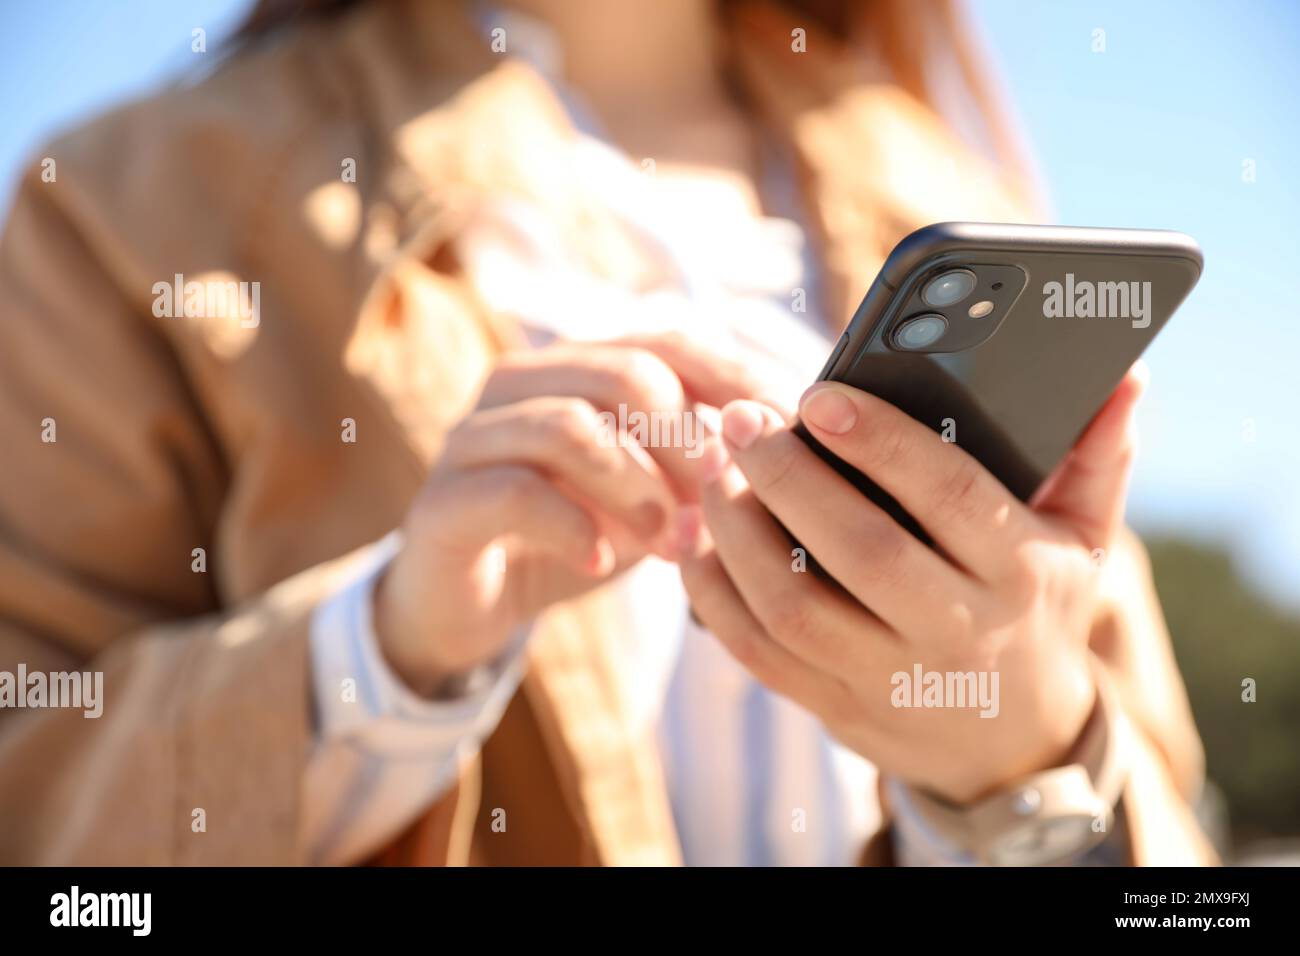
[0,156,381,864]
[1092,528,1218,865]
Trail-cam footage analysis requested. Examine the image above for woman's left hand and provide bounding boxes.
[678,367,1147,803]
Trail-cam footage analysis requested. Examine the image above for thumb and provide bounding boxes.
[1032,362,1148,551]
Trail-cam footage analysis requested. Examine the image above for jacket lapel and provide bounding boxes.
[348,1,682,867]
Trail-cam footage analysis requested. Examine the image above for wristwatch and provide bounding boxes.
[897,657,1129,866]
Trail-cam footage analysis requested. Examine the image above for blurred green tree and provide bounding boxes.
[1146,536,1300,843]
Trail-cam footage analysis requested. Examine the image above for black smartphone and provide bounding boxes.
[798,222,1202,540]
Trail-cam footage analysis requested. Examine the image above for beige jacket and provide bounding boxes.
[0,0,1213,865]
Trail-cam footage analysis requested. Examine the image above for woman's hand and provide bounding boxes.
[374,334,760,696]
[679,368,1148,803]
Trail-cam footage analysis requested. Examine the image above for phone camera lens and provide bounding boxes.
[893,313,948,350]
[921,269,977,306]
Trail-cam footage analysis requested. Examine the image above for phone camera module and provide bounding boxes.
[893,313,948,351]
[921,269,977,307]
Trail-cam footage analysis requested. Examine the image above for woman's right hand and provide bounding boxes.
[373,334,759,696]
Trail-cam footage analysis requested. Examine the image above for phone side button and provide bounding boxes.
[816,333,851,381]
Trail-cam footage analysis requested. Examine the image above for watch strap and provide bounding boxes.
[894,654,1128,865]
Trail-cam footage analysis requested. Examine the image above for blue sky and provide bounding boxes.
[2,0,1298,605]
[974,0,1300,606]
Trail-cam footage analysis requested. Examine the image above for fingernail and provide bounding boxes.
[585,537,615,576]
[800,387,857,434]
[675,504,702,554]
[721,401,765,450]
[634,501,666,537]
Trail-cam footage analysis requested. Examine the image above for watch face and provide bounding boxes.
[990,816,1097,866]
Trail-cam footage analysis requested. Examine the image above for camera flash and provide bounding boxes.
[968,300,994,319]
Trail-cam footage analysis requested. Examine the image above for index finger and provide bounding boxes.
[478,343,734,499]
[614,332,768,409]
[796,382,1034,581]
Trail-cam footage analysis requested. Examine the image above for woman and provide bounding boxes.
[0,0,1212,865]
